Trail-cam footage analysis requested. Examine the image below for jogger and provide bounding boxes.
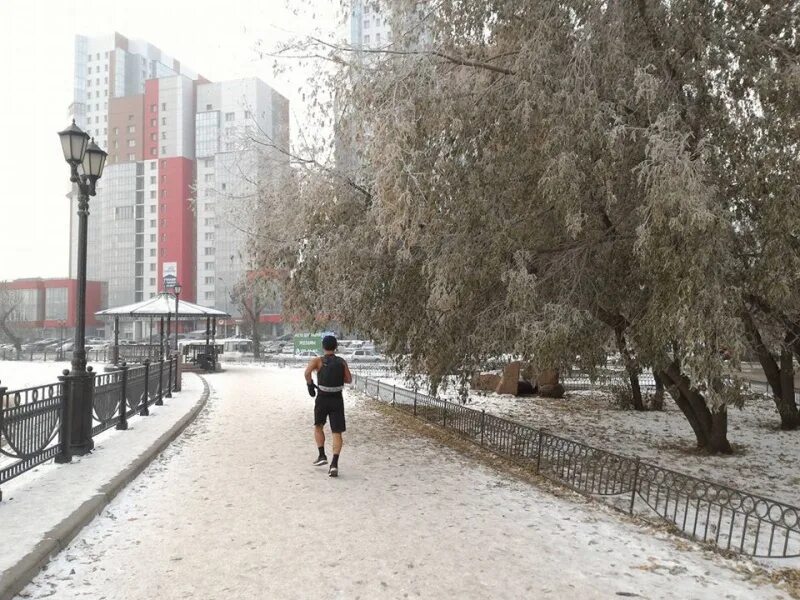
[304,335,352,477]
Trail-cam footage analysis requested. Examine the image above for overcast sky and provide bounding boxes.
[0,0,339,281]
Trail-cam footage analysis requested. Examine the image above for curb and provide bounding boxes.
[0,375,211,600]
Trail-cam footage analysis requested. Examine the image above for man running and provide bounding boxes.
[304,335,352,477]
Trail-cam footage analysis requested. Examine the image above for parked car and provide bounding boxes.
[296,350,319,359]
[344,348,384,362]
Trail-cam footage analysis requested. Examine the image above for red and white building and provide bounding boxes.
[68,33,289,339]
[3,278,106,338]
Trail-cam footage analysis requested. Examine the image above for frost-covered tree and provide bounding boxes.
[254,0,799,451]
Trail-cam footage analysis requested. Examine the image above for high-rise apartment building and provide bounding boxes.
[68,33,289,338]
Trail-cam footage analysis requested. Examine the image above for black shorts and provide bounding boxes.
[314,393,346,433]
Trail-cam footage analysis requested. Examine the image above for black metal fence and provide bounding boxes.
[352,373,800,560]
[0,356,179,500]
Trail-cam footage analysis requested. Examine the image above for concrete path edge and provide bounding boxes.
[0,375,211,600]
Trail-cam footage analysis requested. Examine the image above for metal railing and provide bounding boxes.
[0,356,179,500]
[0,348,112,363]
[352,372,800,559]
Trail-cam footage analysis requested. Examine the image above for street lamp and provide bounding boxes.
[173,282,182,351]
[57,120,107,457]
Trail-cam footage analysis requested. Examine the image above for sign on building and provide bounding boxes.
[163,262,178,290]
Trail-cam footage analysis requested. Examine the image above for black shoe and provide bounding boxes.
[328,466,338,478]
[313,456,328,466]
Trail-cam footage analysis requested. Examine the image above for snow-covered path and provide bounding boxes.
[16,365,787,599]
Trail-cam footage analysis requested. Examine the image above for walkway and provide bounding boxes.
[16,365,785,599]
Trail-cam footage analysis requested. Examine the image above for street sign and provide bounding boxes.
[163,262,177,289]
[293,331,335,353]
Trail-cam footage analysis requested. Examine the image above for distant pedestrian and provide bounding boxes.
[304,335,352,477]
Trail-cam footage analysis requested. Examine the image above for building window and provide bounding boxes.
[205,292,214,300]
[160,190,166,198]
[244,110,251,119]
[128,125,135,133]
[221,183,227,190]
[160,203,167,211]
[150,104,157,112]
[204,262,214,270]
[150,191,156,199]
[204,218,214,226]
[150,219,157,227]
[204,173,213,182]
[205,232,214,241]
[150,263,157,271]
[364,34,370,44]
[114,206,134,220]
[160,249,165,257]
[150,234,156,242]
[205,277,214,285]
[128,139,136,147]
[161,233,167,241]
[206,104,213,110]
[161,102,167,110]
[204,158,213,167]
[150,133,157,141]
[150,205,157,213]
[225,112,235,122]
[204,247,215,255]
[113,127,118,135]
[150,162,157,170]
[150,118,157,127]
[160,160,166,167]
[161,117,167,125]
[150,148,157,156]
[128,114,134,121]
[150,249,156,256]
[161,132,167,139]
[128,153,136,161]
[150,278,156,286]
[161,175,166,183]
[160,219,166,227]
[150,176,157,184]
[161,146,167,154]
[45,287,68,321]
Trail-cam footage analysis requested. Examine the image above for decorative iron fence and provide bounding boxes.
[0,356,179,500]
[0,382,68,500]
[352,373,800,559]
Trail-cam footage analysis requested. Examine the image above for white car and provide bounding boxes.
[345,348,384,362]
[296,350,320,358]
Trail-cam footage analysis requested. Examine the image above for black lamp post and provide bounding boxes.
[58,120,107,456]
[173,283,182,351]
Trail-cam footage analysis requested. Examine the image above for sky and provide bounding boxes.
[0,0,341,281]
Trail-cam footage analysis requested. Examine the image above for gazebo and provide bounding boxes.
[96,292,229,369]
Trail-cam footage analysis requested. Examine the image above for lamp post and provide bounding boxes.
[173,283,181,351]
[58,120,107,456]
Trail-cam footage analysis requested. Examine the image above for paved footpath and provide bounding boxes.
[16,366,787,599]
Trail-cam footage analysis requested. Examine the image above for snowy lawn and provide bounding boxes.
[373,373,800,508]
[0,360,105,391]
[0,373,205,579]
[14,365,794,599]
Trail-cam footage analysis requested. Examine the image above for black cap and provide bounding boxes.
[322,335,337,351]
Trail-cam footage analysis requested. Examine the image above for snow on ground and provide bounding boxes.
[0,361,105,391]
[373,372,800,508]
[0,373,205,578]
[15,365,791,599]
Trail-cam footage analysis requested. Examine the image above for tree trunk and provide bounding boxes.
[650,370,665,411]
[741,309,800,430]
[660,363,733,454]
[778,338,800,430]
[614,326,644,411]
[252,320,262,359]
